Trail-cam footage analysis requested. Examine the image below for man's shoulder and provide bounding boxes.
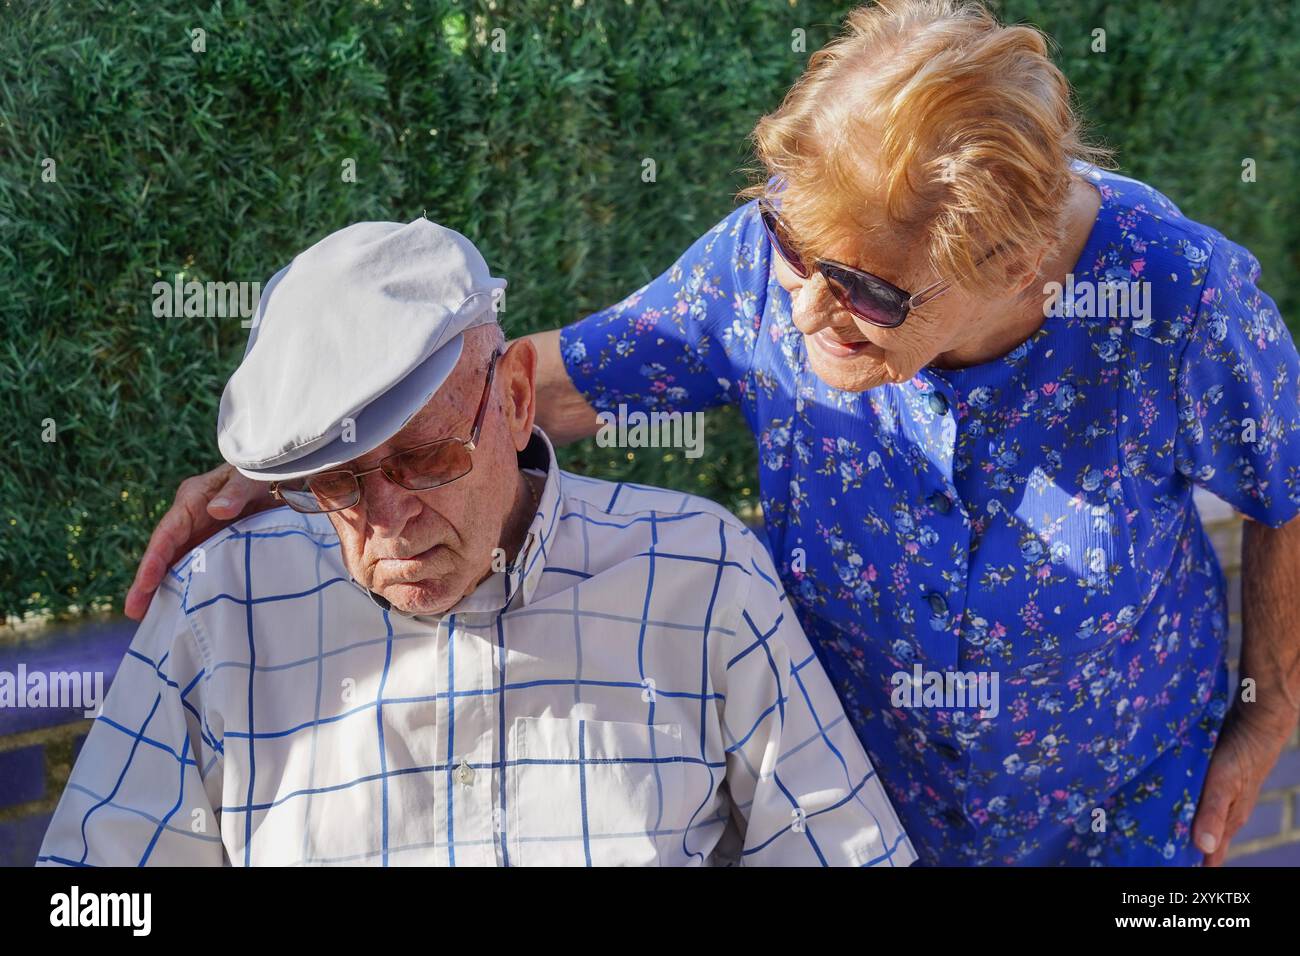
[544,473,790,665]
[162,506,358,635]
[172,507,341,578]
[553,470,771,572]
[557,469,744,525]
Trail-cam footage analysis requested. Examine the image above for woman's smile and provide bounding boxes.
[809,328,881,360]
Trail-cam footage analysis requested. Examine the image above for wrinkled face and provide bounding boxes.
[772,237,983,392]
[324,329,536,615]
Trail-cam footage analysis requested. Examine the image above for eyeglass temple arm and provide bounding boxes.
[906,242,1010,310]
[464,349,502,451]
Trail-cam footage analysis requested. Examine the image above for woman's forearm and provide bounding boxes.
[1240,516,1300,728]
[521,327,602,446]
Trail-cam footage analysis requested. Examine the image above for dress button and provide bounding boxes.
[927,592,948,616]
[943,807,968,828]
[927,491,953,515]
[455,758,475,787]
[934,741,961,762]
[927,392,949,416]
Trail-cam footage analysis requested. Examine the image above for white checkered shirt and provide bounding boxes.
[39,431,914,867]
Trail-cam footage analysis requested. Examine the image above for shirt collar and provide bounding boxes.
[351,426,562,620]
[513,426,563,606]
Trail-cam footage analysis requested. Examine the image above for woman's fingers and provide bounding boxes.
[123,465,258,621]
[208,468,271,519]
[1192,715,1254,866]
[1192,775,1232,865]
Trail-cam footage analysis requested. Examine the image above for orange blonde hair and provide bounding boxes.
[739,0,1112,296]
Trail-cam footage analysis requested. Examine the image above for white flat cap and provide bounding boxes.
[217,218,506,480]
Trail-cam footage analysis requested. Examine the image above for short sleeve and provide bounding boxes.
[558,201,771,415]
[1175,236,1300,526]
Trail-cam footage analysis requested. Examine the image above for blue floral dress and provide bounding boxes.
[558,165,1300,865]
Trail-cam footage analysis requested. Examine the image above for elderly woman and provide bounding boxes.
[127,0,1300,865]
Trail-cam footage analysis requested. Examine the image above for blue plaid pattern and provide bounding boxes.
[38,432,914,867]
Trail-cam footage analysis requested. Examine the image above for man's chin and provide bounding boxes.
[375,578,461,616]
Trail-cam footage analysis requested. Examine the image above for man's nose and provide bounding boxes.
[359,471,422,532]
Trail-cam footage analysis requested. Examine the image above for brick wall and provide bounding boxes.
[2,494,1297,865]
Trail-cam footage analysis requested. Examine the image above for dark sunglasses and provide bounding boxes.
[759,199,1000,330]
[270,349,502,514]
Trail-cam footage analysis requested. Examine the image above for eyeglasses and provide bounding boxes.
[270,349,502,515]
[758,199,1001,330]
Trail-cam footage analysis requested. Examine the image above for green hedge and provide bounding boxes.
[2,0,1297,618]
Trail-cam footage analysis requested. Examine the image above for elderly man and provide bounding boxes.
[38,219,913,867]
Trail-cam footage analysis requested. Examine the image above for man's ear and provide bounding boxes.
[499,338,538,450]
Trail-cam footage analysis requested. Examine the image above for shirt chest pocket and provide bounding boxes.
[507,717,684,867]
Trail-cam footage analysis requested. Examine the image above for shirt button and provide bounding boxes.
[927,392,949,416]
[455,758,475,787]
[927,592,948,616]
[927,491,953,515]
